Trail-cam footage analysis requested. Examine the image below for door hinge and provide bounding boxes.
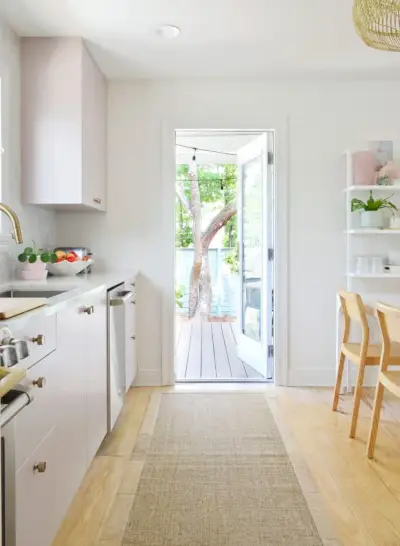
[268,248,274,261]
[267,151,274,165]
[268,344,274,358]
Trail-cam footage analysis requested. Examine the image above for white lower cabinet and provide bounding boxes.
[83,291,108,462]
[14,288,109,546]
[16,426,65,546]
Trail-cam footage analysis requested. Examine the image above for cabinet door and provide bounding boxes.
[57,306,87,504]
[16,426,65,546]
[21,38,83,206]
[84,290,108,462]
[82,45,107,211]
[125,280,137,390]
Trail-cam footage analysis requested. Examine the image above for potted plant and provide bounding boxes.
[351,191,398,228]
[18,244,57,280]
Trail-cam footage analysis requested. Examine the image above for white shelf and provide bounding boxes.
[345,229,400,235]
[344,185,400,192]
[347,273,400,279]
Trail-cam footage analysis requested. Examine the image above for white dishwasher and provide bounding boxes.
[107,284,134,431]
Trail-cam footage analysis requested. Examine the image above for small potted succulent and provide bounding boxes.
[351,191,398,228]
[18,244,57,280]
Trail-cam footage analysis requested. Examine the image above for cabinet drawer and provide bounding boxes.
[16,425,65,546]
[11,314,57,368]
[14,351,60,471]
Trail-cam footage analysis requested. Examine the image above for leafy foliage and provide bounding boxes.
[224,248,239,274]
[351,191,398,213]
[175,163,238,249]
[175,285,185,308]
[18,242,57,264]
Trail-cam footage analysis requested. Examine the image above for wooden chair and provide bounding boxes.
[332,290,400,439]
[367,303,400,459]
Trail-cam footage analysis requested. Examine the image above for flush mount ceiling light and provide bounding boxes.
[353,0,400,51]
[157,25,181,39]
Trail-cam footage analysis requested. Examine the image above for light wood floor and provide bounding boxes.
[175,318,265,380]
[53,385,400,546]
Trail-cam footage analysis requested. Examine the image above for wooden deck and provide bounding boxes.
[175,318,265,380]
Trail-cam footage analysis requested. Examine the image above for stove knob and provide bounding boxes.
[32,334,45,346]
[0,346,19,367]
[9,339,29,360]
[32,377,46,389]
[33,462,47,473]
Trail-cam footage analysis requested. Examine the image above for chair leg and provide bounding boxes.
[349,362,366,439]
[367,382,385,459]
[332,351,346,411]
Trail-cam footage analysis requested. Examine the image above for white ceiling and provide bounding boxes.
[1,0,400,79]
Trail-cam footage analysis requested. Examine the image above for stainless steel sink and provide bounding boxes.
[0,290,67,299]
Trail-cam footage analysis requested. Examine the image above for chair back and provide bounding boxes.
[376,303,400,349]
[338,290,369,346]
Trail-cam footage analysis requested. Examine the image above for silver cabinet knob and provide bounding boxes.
[131,335,136,340]
[93,198,102,204]
[32,377,46,388]
[84,306,94,315]
[32,334,45,346]
[131,282,136,287]
[33,462,47,473]
[131,301,136,305]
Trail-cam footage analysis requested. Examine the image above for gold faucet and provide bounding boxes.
[0,203,23,244]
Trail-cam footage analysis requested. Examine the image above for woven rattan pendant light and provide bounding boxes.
[353,0,400,51]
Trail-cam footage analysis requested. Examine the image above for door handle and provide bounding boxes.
[110,291,134,306]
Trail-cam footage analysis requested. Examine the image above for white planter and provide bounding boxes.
[360,210,385,228]
[20,261,48,281]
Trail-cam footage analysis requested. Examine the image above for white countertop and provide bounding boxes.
[0,271,138,326]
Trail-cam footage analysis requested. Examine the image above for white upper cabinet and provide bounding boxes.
[21,38,107,211]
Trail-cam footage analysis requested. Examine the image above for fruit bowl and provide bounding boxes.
[46,259,93,277]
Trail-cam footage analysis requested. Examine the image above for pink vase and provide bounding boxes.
[352,151,377,185]
[20,261,48,280]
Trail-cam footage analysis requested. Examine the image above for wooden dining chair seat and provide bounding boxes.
[342,342,400,365]
[379,371,400,398]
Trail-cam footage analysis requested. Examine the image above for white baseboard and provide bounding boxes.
[288,368,336,387]
[134,369,162,387]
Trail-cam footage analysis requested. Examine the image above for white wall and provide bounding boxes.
[56,79,400,386]
[0,19,56,280]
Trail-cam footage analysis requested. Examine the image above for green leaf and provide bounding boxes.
[351,198,367,212]
[49,253,57,264]
[40,252,50,263]
[24,247,33,255]
[18,253,27,263]
[28,254,37,264]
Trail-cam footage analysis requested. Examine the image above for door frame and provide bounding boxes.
[161,118,289,386]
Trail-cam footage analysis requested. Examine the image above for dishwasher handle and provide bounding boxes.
[110,291,134,306]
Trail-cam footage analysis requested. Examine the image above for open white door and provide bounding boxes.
[236,132,274,379]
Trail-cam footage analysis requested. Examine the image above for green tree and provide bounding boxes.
[175,163,238,317]
[175,163,238,249]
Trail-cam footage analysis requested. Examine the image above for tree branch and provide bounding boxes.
[201,200,237,249]
[176,187,192,215]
